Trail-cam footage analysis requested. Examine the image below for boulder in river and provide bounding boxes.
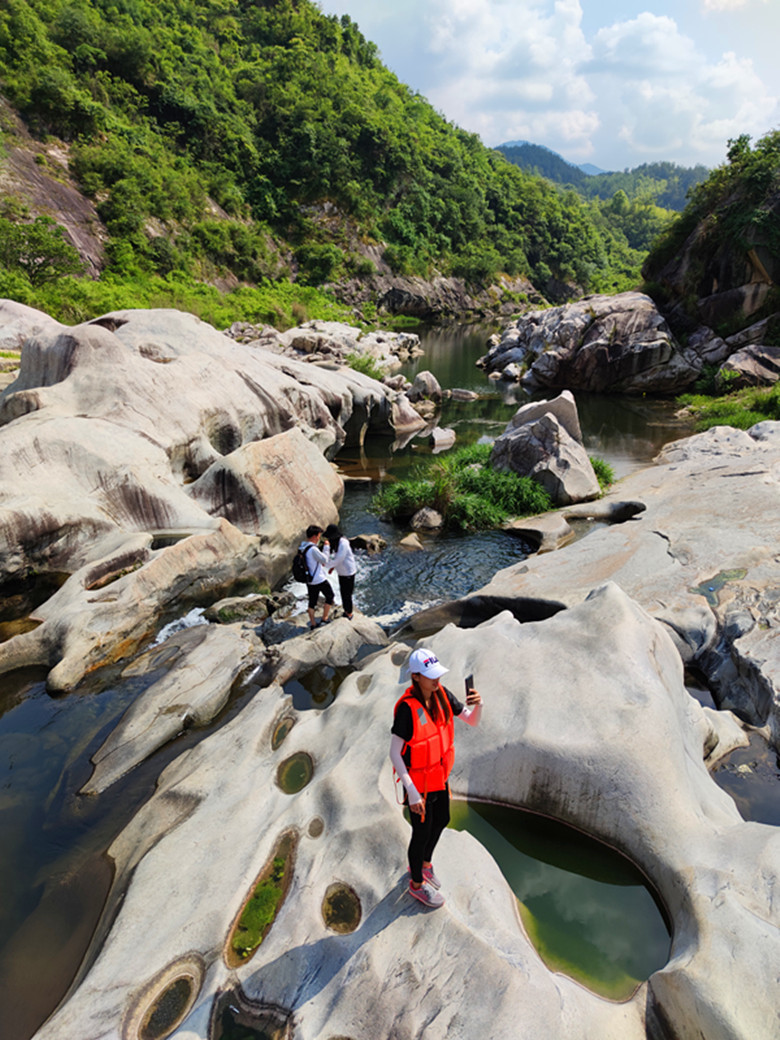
[478,292,700,394]
[490,390,600,505]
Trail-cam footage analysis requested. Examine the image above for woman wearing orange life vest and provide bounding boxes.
[389,648,483,909]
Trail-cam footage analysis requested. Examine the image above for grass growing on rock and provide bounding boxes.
[370,443,553,532]
[228,833,295,965]
[676,382,780,431]
[590,455,615,491]
[346,352,385,381]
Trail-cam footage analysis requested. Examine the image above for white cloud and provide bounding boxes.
[702,0,767,10]
[587,13,778,166]
[419,0,599,154]
[320,1,780,168]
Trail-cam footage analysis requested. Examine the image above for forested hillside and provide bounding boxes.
[643,129,780,338]
[0,0,670,322]
[497,141,709,211]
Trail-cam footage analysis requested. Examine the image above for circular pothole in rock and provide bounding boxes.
[123,955,204,1040]
[321,882,361,934]
[308,817,324,838]
[271,715,296,750]
[276,752,313,794]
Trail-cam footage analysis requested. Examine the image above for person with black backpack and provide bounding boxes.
[296,525,334,630]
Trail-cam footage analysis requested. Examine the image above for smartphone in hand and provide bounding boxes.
[464,673,474,698]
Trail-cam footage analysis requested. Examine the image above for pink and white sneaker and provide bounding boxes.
[422,864,441,889]
[408,865,442,889]
[408,881,445,908]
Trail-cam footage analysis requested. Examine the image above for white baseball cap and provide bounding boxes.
[401,647,448,681]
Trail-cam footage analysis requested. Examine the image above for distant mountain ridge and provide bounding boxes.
[495,141,709,212]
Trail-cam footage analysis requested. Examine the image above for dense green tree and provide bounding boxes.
[0,0,674,297]
[0,215,84,284]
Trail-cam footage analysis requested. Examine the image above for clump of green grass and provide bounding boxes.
[345,352,385,381]
[677,382,780,431]
[231,856,286,960]
[589,455,615,491]
[370,441,553,531]
[229,833,295,963]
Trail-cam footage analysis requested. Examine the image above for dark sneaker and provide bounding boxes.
[408,881,445,908]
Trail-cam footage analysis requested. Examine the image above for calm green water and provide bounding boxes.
[329,323,693,626]
[450,800,671,1000]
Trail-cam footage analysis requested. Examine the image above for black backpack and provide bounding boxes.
[292,543,314,583]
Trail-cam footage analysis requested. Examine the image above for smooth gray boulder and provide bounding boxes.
[0,298,63,351]
[407,369,442,403]
[505,387,584,442]
[33,586,776,1040]
[717,343,780,388]
[428,425,456,451]
[490,391,600,505]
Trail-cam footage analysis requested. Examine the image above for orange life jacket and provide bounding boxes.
[395,685,455,796]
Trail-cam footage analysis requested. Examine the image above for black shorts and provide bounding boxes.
[307,580,334,609]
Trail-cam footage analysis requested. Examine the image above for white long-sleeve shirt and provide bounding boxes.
[327,536,356,576]
[298,541,329,584]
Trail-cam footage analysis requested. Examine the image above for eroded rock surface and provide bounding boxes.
[34,586,777,1040]
[0,304,427,685]
[490,390,600,505]
[407,422,780,749]
[479,292,699,393]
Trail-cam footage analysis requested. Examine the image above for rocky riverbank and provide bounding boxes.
[0,300,778,1040]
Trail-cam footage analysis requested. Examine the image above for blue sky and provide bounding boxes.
[317,0,779,171]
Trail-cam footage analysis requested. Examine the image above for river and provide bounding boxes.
[0,322,773,1040]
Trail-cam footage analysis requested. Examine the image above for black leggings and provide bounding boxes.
[407,788,450,884]
[338,573,355,615]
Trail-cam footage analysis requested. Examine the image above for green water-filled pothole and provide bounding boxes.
[226,832,297,967]
[271,715,296,750]
[276,752,313,793]
[283,664,350,711]
[689,568,747,606]
[321,882,362,933]
[449,800,671,1001]
[124,955,204,1040]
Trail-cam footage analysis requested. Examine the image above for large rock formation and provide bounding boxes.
[0,303,426,687]
[405,421,780,752]
[478,292,699,394]
[490,390,600,505]
[32,586,778,1040]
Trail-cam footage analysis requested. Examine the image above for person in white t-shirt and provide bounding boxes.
[299,525,334,629]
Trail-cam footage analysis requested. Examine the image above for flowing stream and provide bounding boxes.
[0,323,776,1038]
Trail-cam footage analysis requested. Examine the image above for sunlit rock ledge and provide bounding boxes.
[0,303,426,689]
[404,421,780,752]
[33,585,778,1040]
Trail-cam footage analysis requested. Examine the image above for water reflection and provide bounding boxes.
[450,800,671,1000]
[712,732,780,827]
